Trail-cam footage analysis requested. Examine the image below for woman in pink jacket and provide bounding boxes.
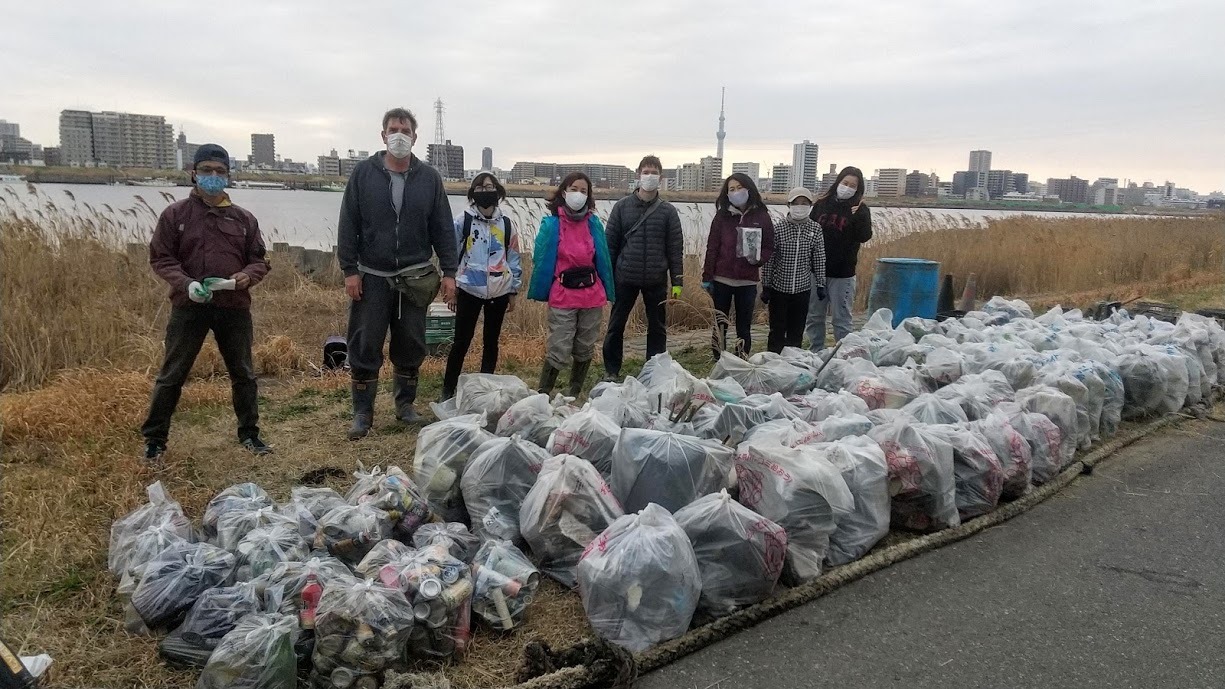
[701,173,775,360]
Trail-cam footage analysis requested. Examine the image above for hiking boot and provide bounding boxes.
[143,440,166,465]
[348,378,377,440]
[569,359,593,397]
[538,363,561,395]
[393,371,423,425]
[241,436,274,455]
[601,369,620,384]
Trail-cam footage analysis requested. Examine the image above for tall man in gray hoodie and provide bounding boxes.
[337,108,458,438]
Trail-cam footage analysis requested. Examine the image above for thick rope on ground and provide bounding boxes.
[510,391,1223,689]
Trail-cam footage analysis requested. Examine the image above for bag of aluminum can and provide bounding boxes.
[279,486,347,539]
[673,489,786,618]
[202,483,273,543]
[109,481,195,577]
[460,436,550,543]
[346,464,438,541]
[132,541,235,631]
[198,611,299,689]
[867,417,960,533]
[256,555,358,620]
[315,504,393,566]
[234,523,311,582]
[455,373,534,430]
[733,443,854,582]
[160,582,261,670]
[547,406,621,477]
[611,428,734,513]
[370,547,474,660]
[576,504,701,652]
[413,522,480,563]
[470,540,541,631]
[310,579,416,688]
[519,455,625,589]
[353,540,413,579]
[414,415,496,524]
[818,436,891,567]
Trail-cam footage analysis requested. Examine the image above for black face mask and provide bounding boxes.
[472,190,499,209]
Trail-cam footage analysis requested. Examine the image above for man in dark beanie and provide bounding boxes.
[140,143,272,463]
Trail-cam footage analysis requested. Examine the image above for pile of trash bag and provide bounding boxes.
[519,455,625,588]
[674,490,786,618]
[576,504,701,652]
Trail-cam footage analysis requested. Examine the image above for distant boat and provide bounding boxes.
[319,183,346,192]
[0,174,26,183]
[232,180,289,190]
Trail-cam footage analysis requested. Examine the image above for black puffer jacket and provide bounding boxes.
[605,193,684,288]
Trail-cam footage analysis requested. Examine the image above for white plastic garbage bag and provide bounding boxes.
[971,410,1034,499]
[611,428,734,513]
[519,455,625,588]
[868,418,960,532]
[902,393,969,425]
[734,443,854,582]
[1015,385,1078,468]
[935,370,1015,420]
[547,406,621,476]
[925,425,1004,519]
[816,436,891,567]
[589,376,653,428]
[414,414,496,523]
[455,373,534,429]
[460,435,550,543]
[576,504,701,652]
[848,366,923,410]
[674,490,786,618]
[996,402,1065,485]
[711,352,813,396]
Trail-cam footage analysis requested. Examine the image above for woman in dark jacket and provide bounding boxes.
[701,173,775,359]
[806,166,872,349]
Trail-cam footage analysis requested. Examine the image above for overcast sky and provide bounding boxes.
[5,0,1223,191]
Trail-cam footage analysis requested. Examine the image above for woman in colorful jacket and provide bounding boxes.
[441,171,523,400]
[701,172,775,360]
[527,171,615,396]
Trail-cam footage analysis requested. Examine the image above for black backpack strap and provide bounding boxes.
[459,212,474,263]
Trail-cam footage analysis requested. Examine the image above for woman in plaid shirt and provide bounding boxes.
[762,187,826,353]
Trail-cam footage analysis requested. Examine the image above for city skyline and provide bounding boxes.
[4,1,1223,191]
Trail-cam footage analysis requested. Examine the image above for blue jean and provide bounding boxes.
[806,275,856,350]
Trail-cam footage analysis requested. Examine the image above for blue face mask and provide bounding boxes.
[196,173,228,196]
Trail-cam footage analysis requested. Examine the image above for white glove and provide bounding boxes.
[187,280,211,303]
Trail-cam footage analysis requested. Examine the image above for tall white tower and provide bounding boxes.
[433,98,446,146]
[716,87,726,159]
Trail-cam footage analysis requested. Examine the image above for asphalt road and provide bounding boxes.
[638,419,1225,689]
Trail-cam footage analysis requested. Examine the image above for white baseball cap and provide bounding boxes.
[787,187,814,203]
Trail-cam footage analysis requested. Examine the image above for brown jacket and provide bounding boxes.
[149,190,270,309]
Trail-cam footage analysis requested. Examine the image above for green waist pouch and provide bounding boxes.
[388,264,441,308]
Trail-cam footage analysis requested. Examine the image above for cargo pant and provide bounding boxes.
[806,275,856,349]
[346,272,427,381]
[546,307,602,371]
[141,305,259,443]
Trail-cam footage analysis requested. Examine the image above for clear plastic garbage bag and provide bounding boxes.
[995,402,1065,485]
[197,611,299,689]
[203,483,273,543]
[413,522,481,563]
[711,351,813,396]
[519,455,625,589]
[309,579,416,688]
[374,546,474,660]
[1015,385,1078,468]
[868,418,960,532]
[216,506,298,554]
[471,540,541,631]
[346,464,437,541]
[132,541,235,631]
[547,406,621,476]
[848,366,923,411]
[315,504,393,566]
[110,481,194,577]
[673,490,786,618]
[159,582,262,670]
[576,504,701,652]
[935,370,1015,420]
[234,523,310,582]
[925,425,1004,519]
[455,373,534,430]
[414,414,496,523]
[610,428,734,513]
[817,437,891,566]
[902,393,969,425]
[460,436,550,543]
[971,410,1034,499]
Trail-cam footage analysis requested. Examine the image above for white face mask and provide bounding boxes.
[728,188,749,207]
[638,174,660,192]
[789,204,812,221]
[564,190,588,212]
[836,183,856,201]
[386,132,413,159]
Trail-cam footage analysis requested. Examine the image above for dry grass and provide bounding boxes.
[855,214,1225,309]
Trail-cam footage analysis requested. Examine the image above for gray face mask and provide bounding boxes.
[836,183,856,200]
[728,189,749,207]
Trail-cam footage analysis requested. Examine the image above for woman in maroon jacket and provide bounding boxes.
[701,173,775,359]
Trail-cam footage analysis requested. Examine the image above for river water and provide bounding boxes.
[0,181,1145,252]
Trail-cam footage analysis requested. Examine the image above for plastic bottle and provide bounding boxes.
[299,574,322,630]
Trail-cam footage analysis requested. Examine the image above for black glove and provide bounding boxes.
[816,285,828,301]
[760,288,771,305]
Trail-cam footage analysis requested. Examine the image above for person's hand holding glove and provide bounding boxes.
[760,288,771,305]
[187,280,212,304]
[671,285,682,300]
[816,285,828,302]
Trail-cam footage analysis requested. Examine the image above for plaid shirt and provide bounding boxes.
[762,216,826,294]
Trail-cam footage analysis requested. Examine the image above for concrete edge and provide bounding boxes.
[505,390,1223,689]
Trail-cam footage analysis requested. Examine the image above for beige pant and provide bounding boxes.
[546,307,603,370]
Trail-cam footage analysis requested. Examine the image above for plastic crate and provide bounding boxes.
[426,302,455,350]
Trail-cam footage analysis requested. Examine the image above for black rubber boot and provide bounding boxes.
[393,371,422,425]
[569,359,592,397]
[348,378,377,440]
[538,363,561,395]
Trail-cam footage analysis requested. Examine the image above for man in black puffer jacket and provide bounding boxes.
[602,155,685,379]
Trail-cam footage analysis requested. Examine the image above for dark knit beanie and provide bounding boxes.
[193,143,230,170]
